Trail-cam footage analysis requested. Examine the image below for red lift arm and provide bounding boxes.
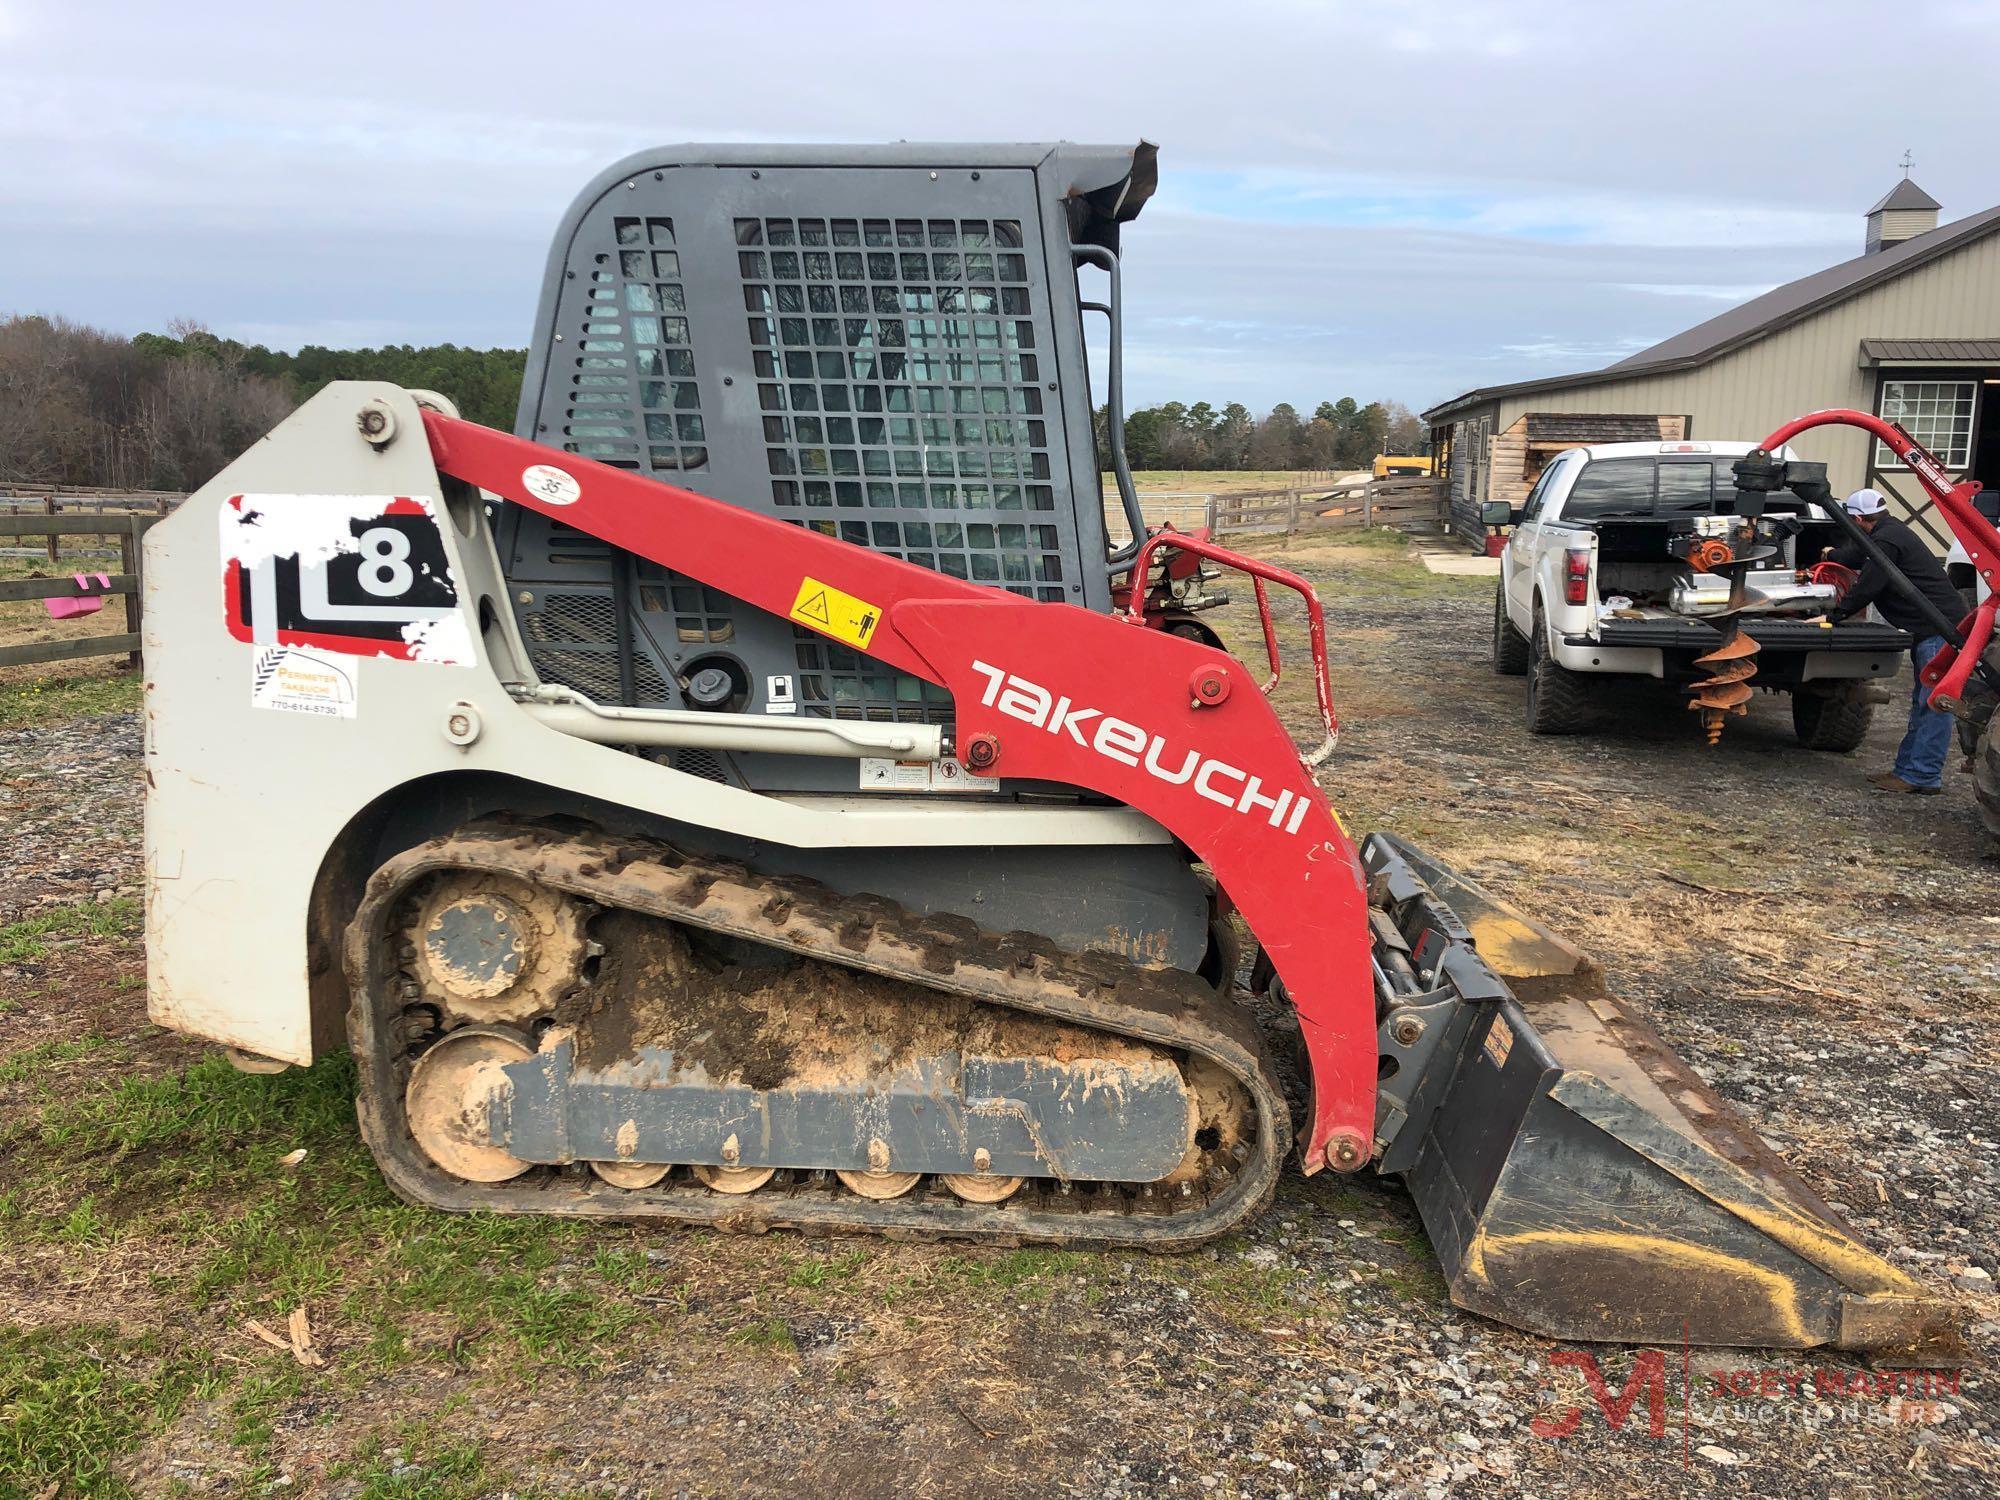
[1755,408,2000,710]
[422,410,1380,1174]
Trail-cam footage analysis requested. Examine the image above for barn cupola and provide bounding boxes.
[1866,178,1941,254]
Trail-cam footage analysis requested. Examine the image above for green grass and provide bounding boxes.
[0,1033,119,1086]
[0,896,142,964]
[729,1315,798,1354]
[331,1420,496,1500]
[0,1325,224,1497]
[934,1247,1086,1292]
[227,1354,305,1461]
[783,1248,868,1289]
[24,1059,631,1362]
[484,1273,648,1365]
[1171,1254,1326,1323]
[0,670,142,729]
[1331,524,1428,553]
[0,1043,675,1489]
[37,1050,353,1160]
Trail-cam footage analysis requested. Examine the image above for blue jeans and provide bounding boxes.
[1892,635,1954,789]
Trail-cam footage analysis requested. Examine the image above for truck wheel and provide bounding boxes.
[1167,617,1225,651]
[1790,684,1873,753]
[1975,714,2000,848]
[1492,583,1529,676]
[1525,607,1592,735]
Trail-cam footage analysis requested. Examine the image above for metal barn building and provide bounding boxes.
[1423,180,2000,549]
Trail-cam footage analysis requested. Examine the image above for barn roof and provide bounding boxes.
[1423,197,2000,423]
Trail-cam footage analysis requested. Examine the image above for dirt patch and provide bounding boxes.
[569,908,1166,1095]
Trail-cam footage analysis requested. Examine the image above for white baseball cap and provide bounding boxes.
[1844,488,1888,516]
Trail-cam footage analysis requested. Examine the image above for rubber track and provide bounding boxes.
[346,823,1291,1250]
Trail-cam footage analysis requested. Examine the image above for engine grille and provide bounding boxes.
[523,591,671,704]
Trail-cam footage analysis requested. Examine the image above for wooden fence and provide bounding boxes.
[1208,476,1449,537]
[1,491,183,519]
[0,513,160,669]
[0,483,185,507]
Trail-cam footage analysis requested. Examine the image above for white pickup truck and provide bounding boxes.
[1485,440,1907,746]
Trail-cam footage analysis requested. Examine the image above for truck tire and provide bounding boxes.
[1492,583,1529,676]
[1525,606,1593,735]
[1790,684,1874,753]
[1975,714,2000,848]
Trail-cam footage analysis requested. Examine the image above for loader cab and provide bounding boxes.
[497,143,1157,796]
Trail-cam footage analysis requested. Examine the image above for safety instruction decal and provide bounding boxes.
[789,577,881,650]
[251,645,357,718]
[859,757,998,794]
[1483,1013,1514,1069]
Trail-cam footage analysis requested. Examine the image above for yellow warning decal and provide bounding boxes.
[788,577,882,650]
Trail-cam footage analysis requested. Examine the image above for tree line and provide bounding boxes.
[1100,397,1427,473]
[0,315,525,492]
[1,312,1425,492]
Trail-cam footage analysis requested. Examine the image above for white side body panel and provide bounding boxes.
[144,385,1166,1064]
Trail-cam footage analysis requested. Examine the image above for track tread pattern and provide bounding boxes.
[346,823,1291,1250]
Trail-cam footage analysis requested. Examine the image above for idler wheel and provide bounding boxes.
[404,1027,534,1183]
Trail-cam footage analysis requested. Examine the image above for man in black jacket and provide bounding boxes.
[1830,489,1964,794]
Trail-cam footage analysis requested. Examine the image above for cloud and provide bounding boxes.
[1160,170,1854,249]
[1615,284,1779,301]
[1497,338,1657,363]
[1,0,1993,415]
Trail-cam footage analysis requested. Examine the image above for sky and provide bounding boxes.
[1,0,1991,416]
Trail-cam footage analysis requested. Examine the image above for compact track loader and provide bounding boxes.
[143,143,1952,1351]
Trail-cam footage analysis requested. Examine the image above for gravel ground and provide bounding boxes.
[0,535,1994,1498]
[2,709,144,903]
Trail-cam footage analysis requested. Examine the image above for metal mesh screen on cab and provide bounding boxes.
[738,215,1062,721]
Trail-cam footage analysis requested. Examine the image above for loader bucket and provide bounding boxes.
[1363,836,1955,1353]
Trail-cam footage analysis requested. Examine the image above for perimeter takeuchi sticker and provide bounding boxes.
[251,646,356,718]
[789,577,881,650]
